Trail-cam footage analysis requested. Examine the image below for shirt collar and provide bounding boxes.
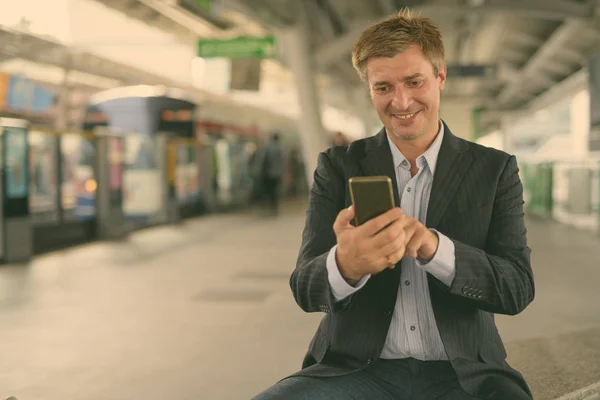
[386,120,444,175]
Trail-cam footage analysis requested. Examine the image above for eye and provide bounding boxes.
[373,85,391,93]
[407,80,423,88]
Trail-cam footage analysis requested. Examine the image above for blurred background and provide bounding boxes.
[0,0,599,399]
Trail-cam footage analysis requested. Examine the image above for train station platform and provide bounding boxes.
[0,201,599,400]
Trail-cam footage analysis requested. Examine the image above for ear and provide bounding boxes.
[438,64,447,90]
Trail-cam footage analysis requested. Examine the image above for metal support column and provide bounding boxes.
[501,116,513,154]
[95,132,128,240]
[276,4,330,187]
[54,62,71,131]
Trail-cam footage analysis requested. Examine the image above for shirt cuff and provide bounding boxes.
[326,245,370,301]
[416,230,456,287]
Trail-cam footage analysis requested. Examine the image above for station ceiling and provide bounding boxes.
[8,0,600,133]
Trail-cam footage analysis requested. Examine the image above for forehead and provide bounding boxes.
[366,45,434,83]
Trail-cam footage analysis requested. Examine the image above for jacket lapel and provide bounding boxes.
[426,122,473,229]
[354,123,473,229]
[358,128,401,207]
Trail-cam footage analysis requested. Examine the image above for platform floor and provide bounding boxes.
[0,202,599,400]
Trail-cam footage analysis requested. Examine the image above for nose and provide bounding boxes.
[391,86,411,111]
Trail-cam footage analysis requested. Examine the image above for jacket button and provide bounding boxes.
[462,286,469,294]
[366,358,373,364]
[384,310,393,316]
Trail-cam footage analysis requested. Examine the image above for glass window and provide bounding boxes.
[28,130,59,215]
[126,134,157,170]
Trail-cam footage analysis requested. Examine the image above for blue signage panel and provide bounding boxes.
[6,75,55,113]
[7,75,33,111]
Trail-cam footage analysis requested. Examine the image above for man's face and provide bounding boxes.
[367,44,446,142]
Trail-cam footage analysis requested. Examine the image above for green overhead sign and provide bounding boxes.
[197,36,276,59]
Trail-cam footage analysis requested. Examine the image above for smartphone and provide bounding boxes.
[348,176,395,226]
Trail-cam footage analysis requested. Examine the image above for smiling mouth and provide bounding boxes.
[392,111,419,120]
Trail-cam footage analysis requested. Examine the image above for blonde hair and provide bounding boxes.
[351,9,445,83]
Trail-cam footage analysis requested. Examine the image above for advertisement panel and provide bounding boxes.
[4,127,28,198]
[61,134,97,220]
[123,134,162,218]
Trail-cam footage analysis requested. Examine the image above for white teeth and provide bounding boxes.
[394,112,416,120]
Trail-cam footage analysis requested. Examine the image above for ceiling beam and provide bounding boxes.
[498,47,531,64]
[460,0,593,21]
[556,47,588,65]
[497,63,557,88]
[135,0,217,36]
[314,20,374,69]
[504,32,544,48]
[494,20,584,106]
[526,67,586,112]
[315,0,592,71]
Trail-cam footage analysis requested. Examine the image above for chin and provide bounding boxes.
[390,127,424,141]
[394,132,421,141]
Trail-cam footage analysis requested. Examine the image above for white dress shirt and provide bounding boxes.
[326,122,456,361]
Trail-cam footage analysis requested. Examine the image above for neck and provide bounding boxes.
[387,121,440,164]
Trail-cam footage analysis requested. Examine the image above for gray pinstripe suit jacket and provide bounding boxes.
[289,122,535,400]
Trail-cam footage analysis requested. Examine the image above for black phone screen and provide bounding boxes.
[349,176,395,226]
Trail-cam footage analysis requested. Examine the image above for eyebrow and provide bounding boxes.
[372,73,424,87]
[403,73,424,81]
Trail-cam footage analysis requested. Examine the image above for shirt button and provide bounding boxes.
[407,187,411,192]
[402,160,408,166]
[405,280,410,286]
[410,326,416,331]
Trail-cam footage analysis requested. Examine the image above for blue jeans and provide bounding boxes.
[253,358,479,400]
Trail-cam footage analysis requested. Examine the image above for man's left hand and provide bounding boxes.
[401,217,439,261]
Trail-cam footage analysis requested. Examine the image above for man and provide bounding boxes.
[332,132,349,147]
[255,9,534,400]
[259,133,285,215]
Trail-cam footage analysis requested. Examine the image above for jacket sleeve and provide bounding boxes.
[445,155,535,315]
[289,150,352,314]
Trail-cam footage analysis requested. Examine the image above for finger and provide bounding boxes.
[370,217,406,249]
[372,255,396,272]
[377,228,406,258]
[402,218,420,243]
[405,228,427,258]
[387,247,406,265]
[359,207,404,237]
[333,206,355,234]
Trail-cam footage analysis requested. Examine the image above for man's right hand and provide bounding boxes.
[333,206,407,285]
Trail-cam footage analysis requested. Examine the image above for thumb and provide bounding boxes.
[346,205,355,221]
[334,205,355,232]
